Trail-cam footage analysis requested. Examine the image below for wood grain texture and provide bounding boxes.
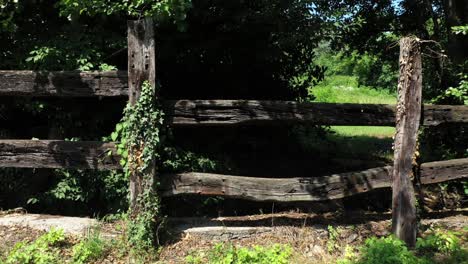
[422,105,468,125]
[420,158,468,184]
[164,100,396,126]
[165,100,468,126]
[0,140,119,169]
[0,72,467,126]
[160,167,394,202]
[0,139,466,200]
[0,70,128,97]
[127,18,157,210]
[392,37,421,247]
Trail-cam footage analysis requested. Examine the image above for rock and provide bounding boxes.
[311,244,325,255]
[0,213,98,235]
[346,233,359,243]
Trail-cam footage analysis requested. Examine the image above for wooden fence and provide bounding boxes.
[0,18,467,245]
[0,64,467,200]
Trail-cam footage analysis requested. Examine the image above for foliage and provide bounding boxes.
[111,81,164,250]
[25,43,117,71]
[26,168,128,216]
[58,0,192,27]
[452,25,468,35]
[160,146,221,173]
[311,75,396,104]
[314,43,399,91]
[4,228,65,264]
[339,230,468,264]
[186,243,292,264]
[327,225,340,253]
[416,229,462,255]
[71,230,107,264]
[353,236,427,264]
[432,65,468,105]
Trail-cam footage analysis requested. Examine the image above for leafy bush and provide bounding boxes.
[71,230,107,264]
[28,168,128,216]
[5,228,65,264]
[416,228,467,263]
[353,236,426,264]
[416,229,461,254]
[186,243,292,264]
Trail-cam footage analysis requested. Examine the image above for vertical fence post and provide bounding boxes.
[392,37,422,247]
[127,18,156,210]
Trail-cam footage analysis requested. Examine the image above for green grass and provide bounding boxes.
[332,126,395,138]
[310,75,396,138]
[311,75,397,104]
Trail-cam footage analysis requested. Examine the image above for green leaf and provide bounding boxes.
[111,131,118,141]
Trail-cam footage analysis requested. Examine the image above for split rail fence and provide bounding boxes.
[0,20,467,230]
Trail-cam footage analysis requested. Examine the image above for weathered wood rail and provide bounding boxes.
[164,100,468,126]
[161,158,468,202]
[0,71,128,97]
[0,139,466,202]
[0,140,119,170]
[2,72,468,126]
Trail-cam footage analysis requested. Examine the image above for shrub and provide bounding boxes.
[186,243,292,264]
[71,230,107,264]
[5,228,65,264]
[355,236,426,264]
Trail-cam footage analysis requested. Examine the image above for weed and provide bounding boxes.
[186,243,292,264]
[355,236,426,264]
[71,229,107,264]
[5,228,65,264]
[327,225,340,253]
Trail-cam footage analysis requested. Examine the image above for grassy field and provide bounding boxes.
[304,75,397,163]
[310,75,396,138]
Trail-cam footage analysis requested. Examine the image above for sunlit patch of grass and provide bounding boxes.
[304,75,397,161]
[331,126,395,138]
[310,75,396,139]
[311,75,397,105]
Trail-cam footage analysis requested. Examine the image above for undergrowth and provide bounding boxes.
[186,243,293,264]
[4,228,65,264]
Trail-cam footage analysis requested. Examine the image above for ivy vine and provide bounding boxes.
[111,80,164,249]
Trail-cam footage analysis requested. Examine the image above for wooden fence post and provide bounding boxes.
[392,37,422,247]
[127,18,156,210]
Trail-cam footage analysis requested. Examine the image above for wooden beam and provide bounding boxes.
[420,158,468,184]
[160,159,468,202]
[0,71,467,126]
[392,37,421,247]
[0,70,128,97]
[164,100,396,126]
[127,18,157,210]
[160,167,394,202]
[422,105,468,126]
[0,140,119,170]
[0,140,466,200]
[165,100,468,126]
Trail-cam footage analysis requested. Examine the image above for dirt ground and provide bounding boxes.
[158,210,468,263]
[0,210,466,263]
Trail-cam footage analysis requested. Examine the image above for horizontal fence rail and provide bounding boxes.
[0,140,466,202]
[0,140,119,170]
[0,71,128,97]
[1,71,467,126]
[165,100,468,126]
[160,159,468,202]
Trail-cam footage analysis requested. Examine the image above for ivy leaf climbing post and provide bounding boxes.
[392,36,422,247]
